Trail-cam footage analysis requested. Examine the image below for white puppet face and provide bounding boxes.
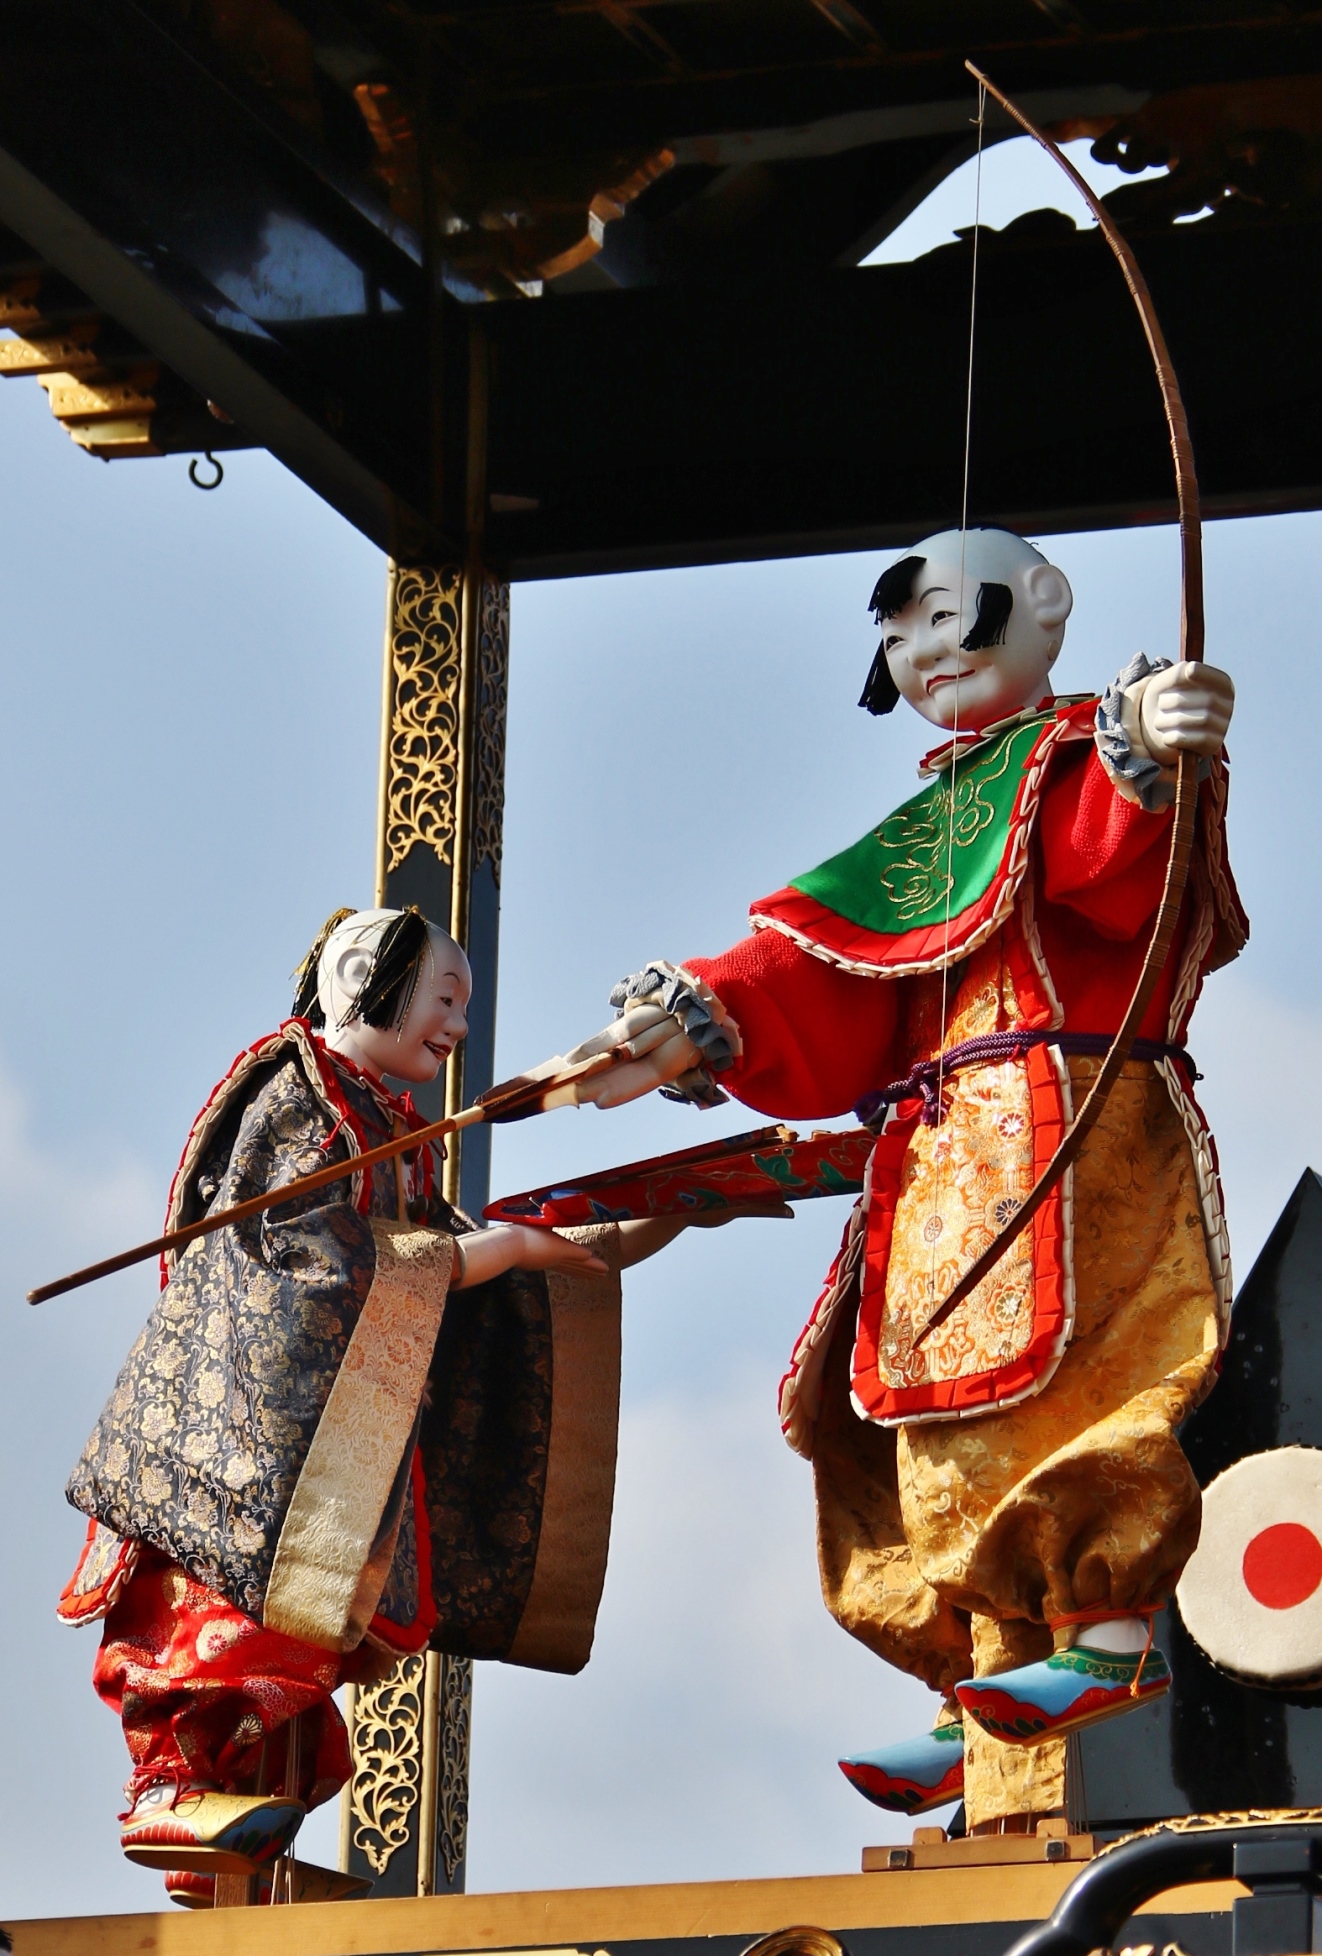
[321,917,472,1083]
[876,529,1073,733]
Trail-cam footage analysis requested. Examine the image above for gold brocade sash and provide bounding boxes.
[263,1221,453,1651]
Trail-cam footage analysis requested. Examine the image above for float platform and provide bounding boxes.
[3,1863,1246,1956]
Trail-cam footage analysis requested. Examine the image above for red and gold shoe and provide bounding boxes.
[164,1860,373,1906]
[120,1779,305,1874]
[165,1867,272,1908]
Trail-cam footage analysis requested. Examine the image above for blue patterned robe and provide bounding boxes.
[64,1023,621,1673]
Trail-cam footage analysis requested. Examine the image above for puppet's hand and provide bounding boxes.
[509,1005,700,1112]
[578,963,742,1110]
[452,1224,609,1288]
[579,1029,703,1108]
[617,1202,794,1268]
[1137,660,1234,764]
[564,1003,703,1109]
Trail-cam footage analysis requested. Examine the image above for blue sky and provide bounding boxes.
[1,135,1317,1919]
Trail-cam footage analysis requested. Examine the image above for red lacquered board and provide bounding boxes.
[484,1125,874,1229]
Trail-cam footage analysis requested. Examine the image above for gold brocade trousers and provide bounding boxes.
[812,1059,1222,1826]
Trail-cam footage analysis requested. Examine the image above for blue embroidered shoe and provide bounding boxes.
[839,1719,965,1813]
[955,1644,1170,1744]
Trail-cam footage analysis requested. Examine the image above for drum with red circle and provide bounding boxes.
[1176,1445,1322,1687]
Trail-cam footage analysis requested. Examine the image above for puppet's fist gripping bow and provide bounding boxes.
[1130,659,1235,764]
[1102,657,1235,810]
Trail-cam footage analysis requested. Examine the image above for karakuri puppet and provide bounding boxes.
[59,906,761,1900]
[570,526,1243,1833]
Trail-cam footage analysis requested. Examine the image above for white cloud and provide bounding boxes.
[0,1073,155,1262]
[469,1372,935,1892]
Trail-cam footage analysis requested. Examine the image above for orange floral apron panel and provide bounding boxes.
[851,1038,1073,1425]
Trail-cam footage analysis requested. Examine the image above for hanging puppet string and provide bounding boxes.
[928,78,986,1305]
[26,1045,649,1306]
[912,61,1204,1348]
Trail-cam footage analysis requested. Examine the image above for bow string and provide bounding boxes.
[914,63,1204,1347]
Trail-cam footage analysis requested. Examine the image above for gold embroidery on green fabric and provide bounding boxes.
[789,715,1048,939]
[873,738,1016,922]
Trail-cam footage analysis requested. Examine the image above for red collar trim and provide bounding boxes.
[308,1030,424,1128]
[300,1025,437,1212]
[916,695,1089,777]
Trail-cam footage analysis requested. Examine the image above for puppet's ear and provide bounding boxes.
[331,943,377,1021]
[1024,562,1073,631]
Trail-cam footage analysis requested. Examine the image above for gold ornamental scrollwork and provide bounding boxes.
[1175,1806,1322,1827]
[474,576,509,884]
[383,564,464,877]
[348,1653,427,1875]
[438,1654,472,1884]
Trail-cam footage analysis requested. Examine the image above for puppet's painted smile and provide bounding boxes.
[424,1039,452,1062]
[926,670,973,696]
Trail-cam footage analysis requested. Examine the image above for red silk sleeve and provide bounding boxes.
[1038,742,1174,940]
[686,929,897,1120]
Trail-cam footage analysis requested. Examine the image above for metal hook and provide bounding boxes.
[188,451,224,491]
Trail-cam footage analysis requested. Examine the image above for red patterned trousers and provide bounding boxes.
[94,1546,381,1809]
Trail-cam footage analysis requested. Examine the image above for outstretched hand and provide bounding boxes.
[453,1203,794,1287]
[563,1003,702,1109]
[617,1200,794,1269]
[453,1222,610,1289]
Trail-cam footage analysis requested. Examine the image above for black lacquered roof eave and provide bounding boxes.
[0,0,458,559]
[3,0,1322,571]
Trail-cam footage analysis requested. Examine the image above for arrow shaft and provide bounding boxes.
[27,1048,624,1306]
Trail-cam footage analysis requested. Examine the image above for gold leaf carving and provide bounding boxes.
[348,1653,426,1875]
[1132,1807,1322,1836]
[438,1654,472,1884]
[384,564,463,876]
[475,577,509,884]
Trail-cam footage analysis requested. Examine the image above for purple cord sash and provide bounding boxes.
[854,1029,1197,1130]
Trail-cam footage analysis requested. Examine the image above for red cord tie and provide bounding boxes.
[1047,1604,1161,1696]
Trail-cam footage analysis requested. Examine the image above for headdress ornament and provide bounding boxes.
[291,907,356,1026]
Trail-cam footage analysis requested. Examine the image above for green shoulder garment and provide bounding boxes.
[790,715,1048,935]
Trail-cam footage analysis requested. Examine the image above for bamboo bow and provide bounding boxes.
[914,64,1203,1348]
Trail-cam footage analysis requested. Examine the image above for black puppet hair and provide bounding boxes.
[291,906,356,1027]
[868,554,926,628]
[348,908,433,1028]
[858,549,1015,716]
[859,555,925,714]
[291,905,437,1030]
[961,581,1013,651]
[858,643,902,716]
